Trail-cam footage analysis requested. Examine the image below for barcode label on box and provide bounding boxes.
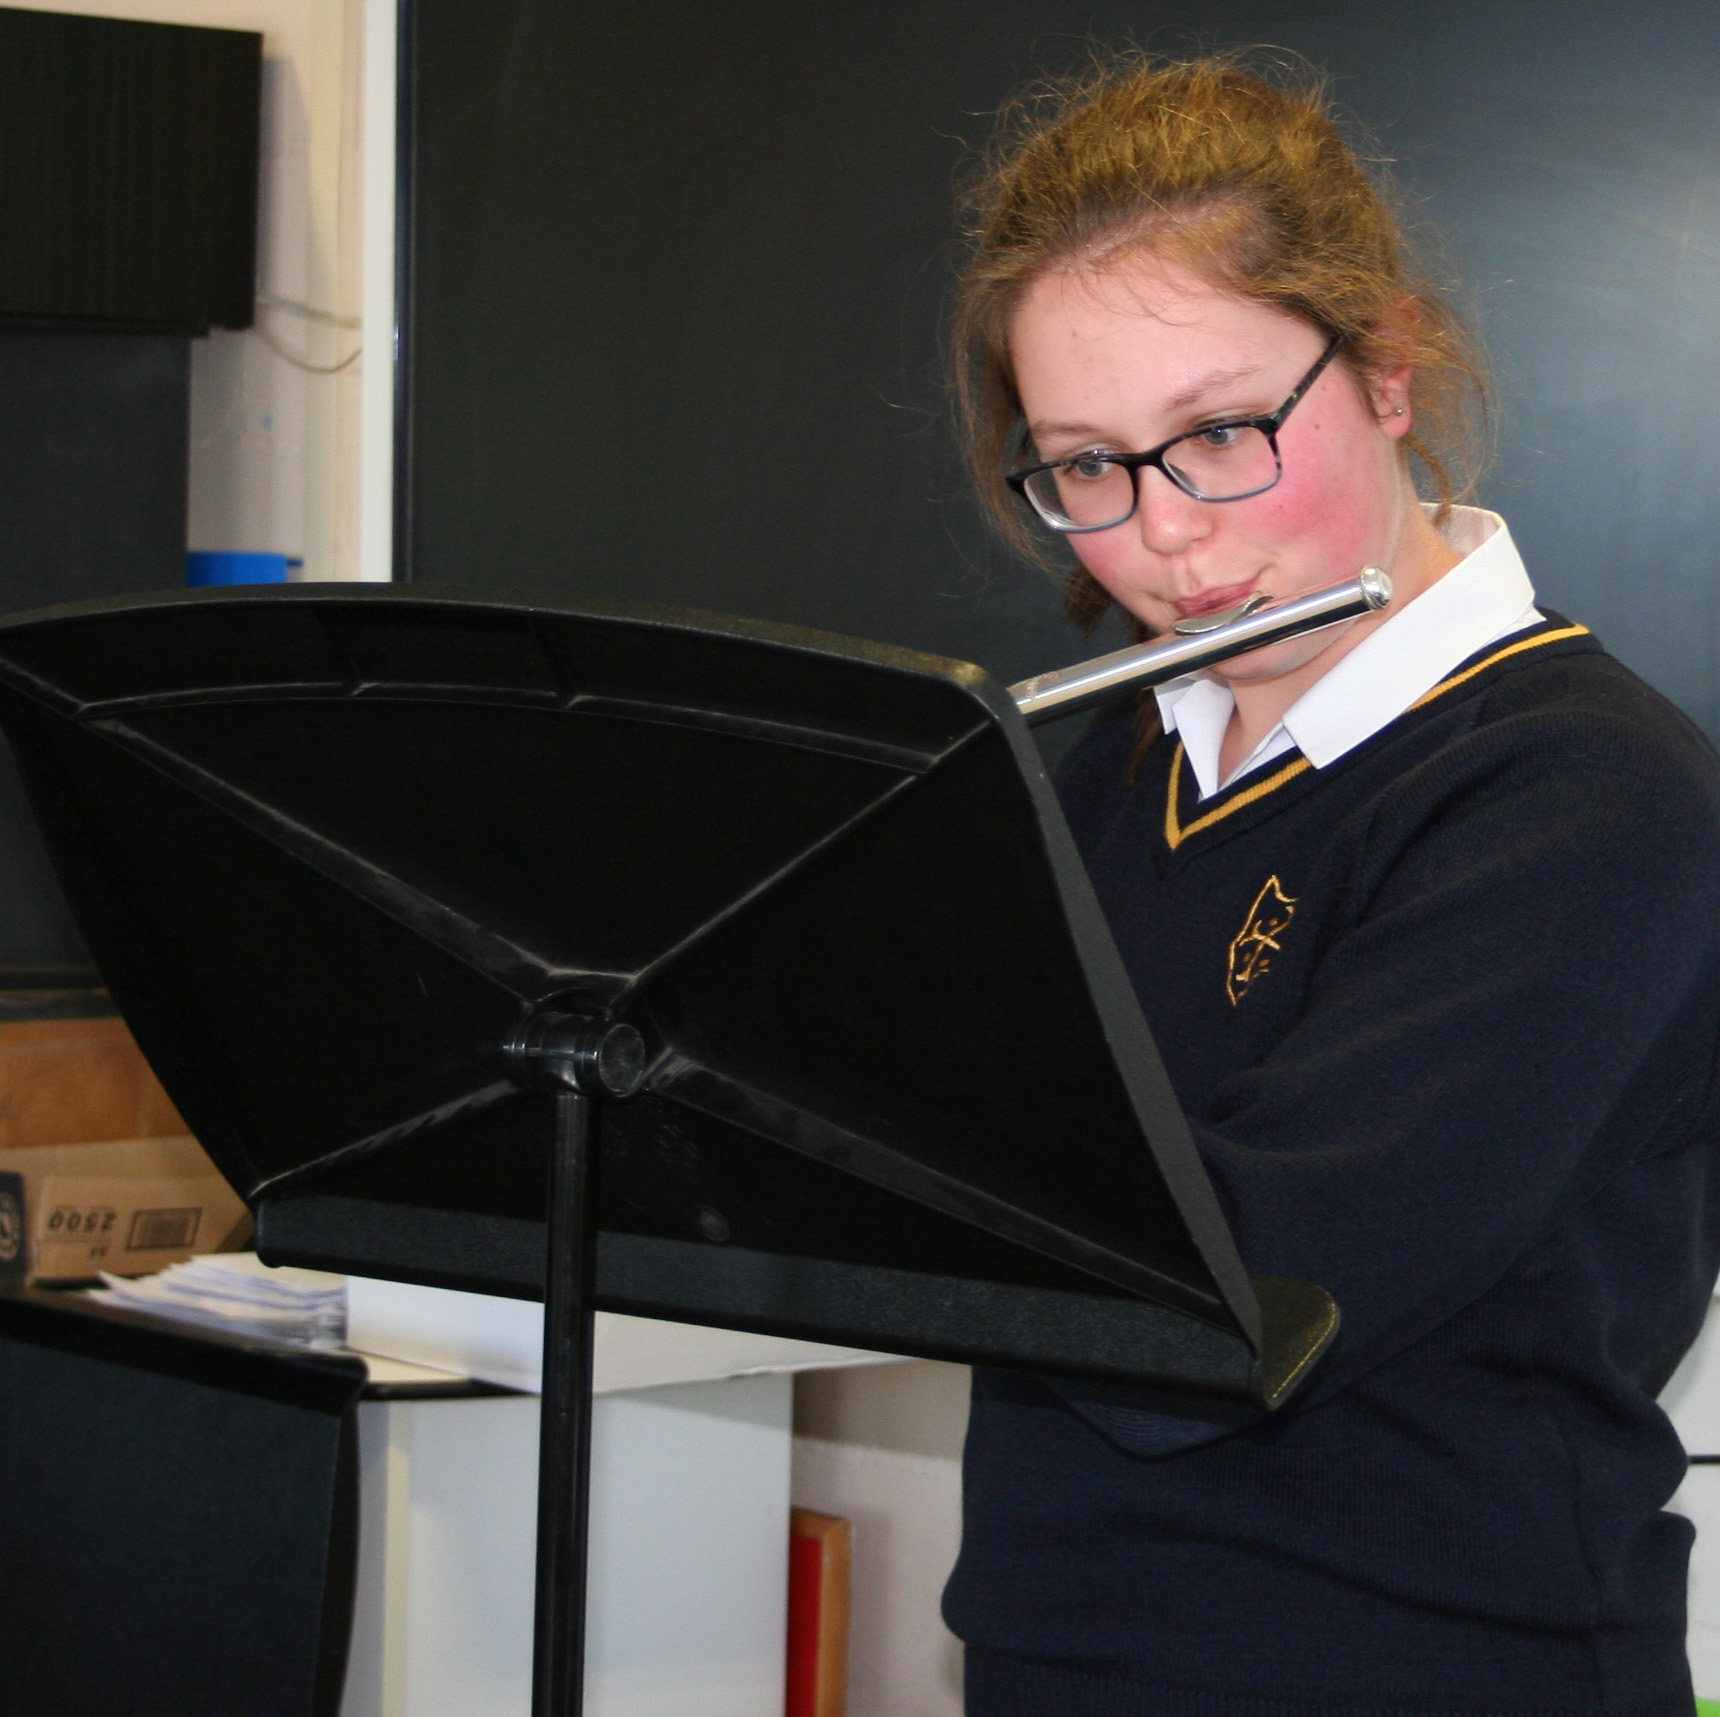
[127,1207,201,1250]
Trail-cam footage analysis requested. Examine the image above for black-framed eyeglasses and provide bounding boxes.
[1006,335,1342,533]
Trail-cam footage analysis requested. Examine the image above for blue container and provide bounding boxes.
[186,551,289,587]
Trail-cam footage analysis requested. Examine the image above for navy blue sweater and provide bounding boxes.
[944,618,1720,1716]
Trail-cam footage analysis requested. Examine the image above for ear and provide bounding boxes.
[1367,300,1419,441]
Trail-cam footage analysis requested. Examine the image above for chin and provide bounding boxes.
[1209,647,1300,684]
[1210,635,1330,685]
[1213,612,1366,686]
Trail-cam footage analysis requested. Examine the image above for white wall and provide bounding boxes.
[792,1361,968,1717]
[10,0,392,582]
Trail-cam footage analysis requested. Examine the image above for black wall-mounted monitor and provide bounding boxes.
[0,6,261,334]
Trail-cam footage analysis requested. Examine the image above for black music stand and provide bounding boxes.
[0,586,1337,1717]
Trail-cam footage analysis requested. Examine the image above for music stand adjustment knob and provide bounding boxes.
[507,1008,648,1098]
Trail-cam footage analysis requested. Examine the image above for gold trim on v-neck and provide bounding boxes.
[1406,623,1589,710]
[1161,622,1594,852]
[1164,745,1311,850]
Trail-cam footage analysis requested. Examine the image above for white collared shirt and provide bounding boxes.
[1155,507,1540,801]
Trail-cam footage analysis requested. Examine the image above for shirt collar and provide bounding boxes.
[1155,507,1538,799]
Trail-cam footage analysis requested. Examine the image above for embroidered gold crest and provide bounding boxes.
[1227,876,1298,1005]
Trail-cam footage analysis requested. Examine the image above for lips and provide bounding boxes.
[1172,580,1261,619]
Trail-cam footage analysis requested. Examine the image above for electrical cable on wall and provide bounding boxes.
[253,293,362,374]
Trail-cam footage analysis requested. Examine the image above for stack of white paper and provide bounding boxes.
[87,1251,347,1348]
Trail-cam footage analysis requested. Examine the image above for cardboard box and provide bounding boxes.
[0,1015,186,1151]
[0,1134,250,1287]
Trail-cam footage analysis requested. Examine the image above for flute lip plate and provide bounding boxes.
[1171,592,1274,637]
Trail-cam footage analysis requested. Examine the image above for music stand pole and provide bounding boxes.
[509,1009,649,1717]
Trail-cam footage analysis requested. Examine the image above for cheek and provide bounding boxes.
[1245,423,1391,571]
[1067,531,1142,598]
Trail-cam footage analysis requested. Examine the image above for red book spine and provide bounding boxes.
[786,1508,852,1717]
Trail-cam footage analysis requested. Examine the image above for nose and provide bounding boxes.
[1132,465,1213,557]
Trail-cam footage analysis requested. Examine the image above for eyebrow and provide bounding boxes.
[1161,362,1267,413]
[1027,363,1270,446]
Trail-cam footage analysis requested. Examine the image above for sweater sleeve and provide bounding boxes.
[1195,712,1720,1411]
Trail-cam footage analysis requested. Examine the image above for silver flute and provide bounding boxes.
[1009,567,1394,725]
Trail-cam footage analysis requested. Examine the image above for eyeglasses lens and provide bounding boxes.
[1023,457,1135,529]
[1162,425,1279,501]
[1025,426,1281,529]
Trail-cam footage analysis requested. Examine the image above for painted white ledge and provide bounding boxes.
[345,1270,903,1394]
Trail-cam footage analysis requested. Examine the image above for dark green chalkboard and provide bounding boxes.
[401,0,1720,734]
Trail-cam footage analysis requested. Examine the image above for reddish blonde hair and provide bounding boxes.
[953,53,1489,633]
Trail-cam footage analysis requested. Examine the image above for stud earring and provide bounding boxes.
[1393,406,1405,415]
